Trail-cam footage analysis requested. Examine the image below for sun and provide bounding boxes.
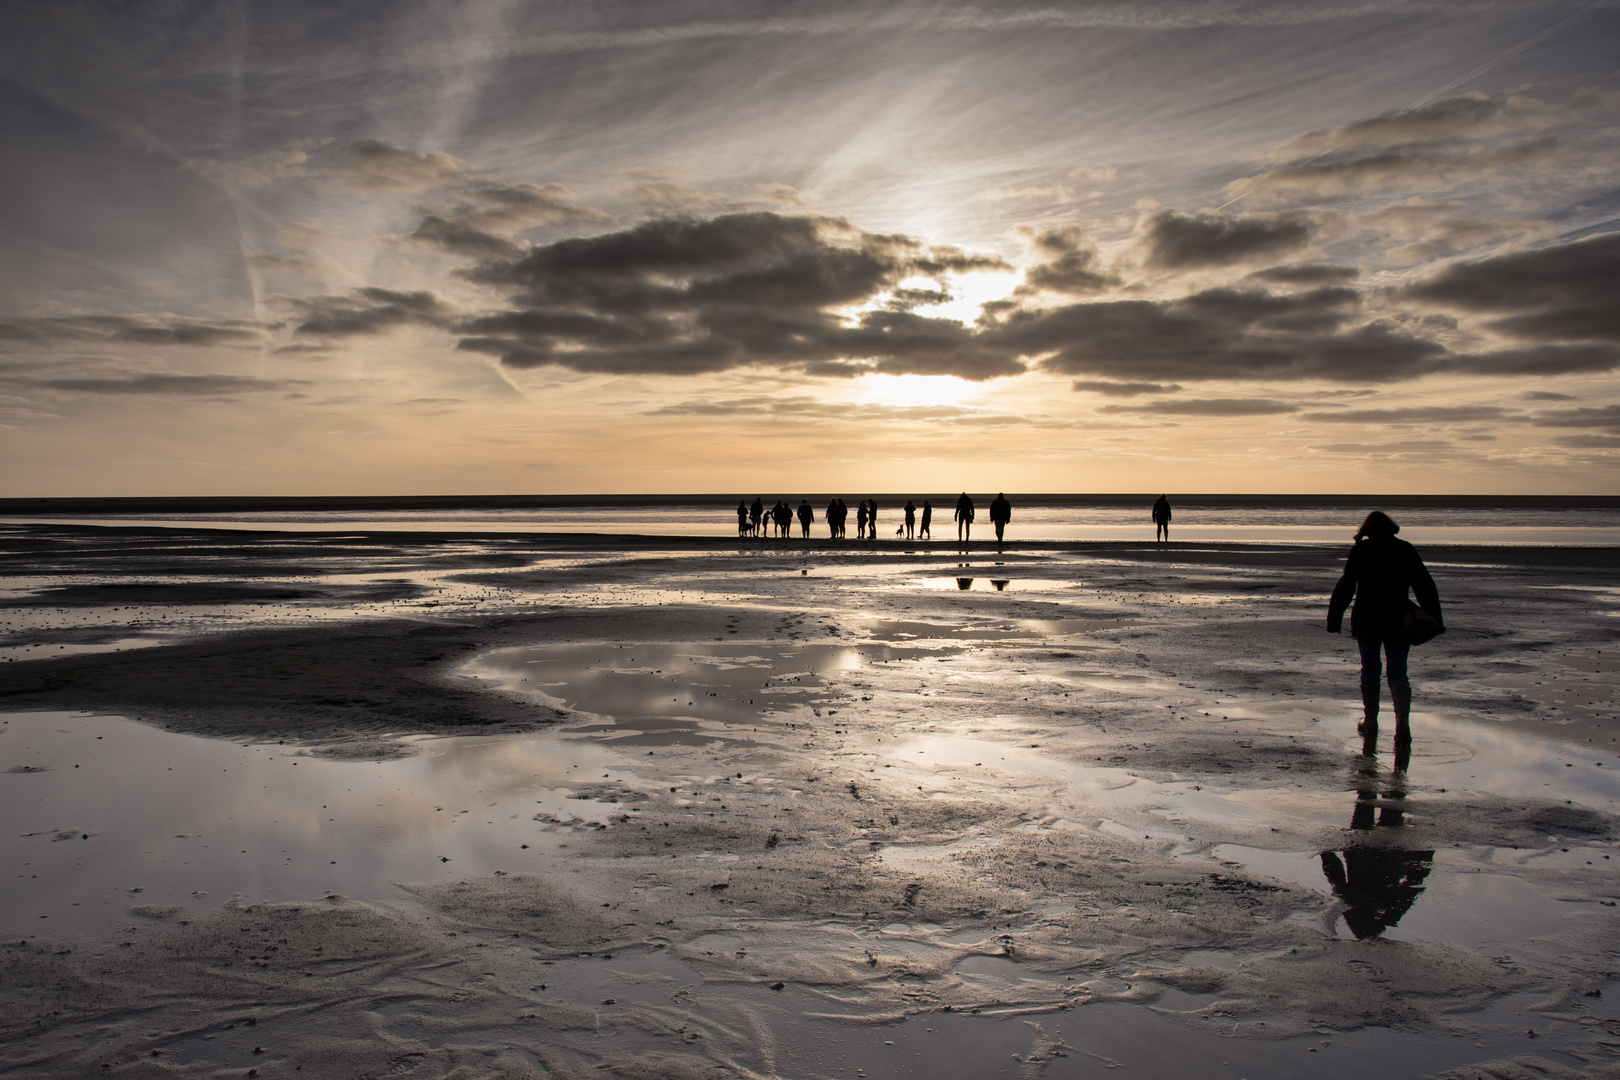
[855,373,982,408]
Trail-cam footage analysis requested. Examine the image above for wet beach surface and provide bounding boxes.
[1,523,1618,1078]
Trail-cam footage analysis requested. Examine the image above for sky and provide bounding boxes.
[2,0,1619,497]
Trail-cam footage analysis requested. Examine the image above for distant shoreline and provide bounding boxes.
[3,492,1619,515]
[1,521,1617,567]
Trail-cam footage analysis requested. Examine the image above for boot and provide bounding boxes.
[1392,684,1412,745]
[1358,686,1379,736]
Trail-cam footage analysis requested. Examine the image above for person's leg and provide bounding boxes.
[1357,636,1382,735]
[1385,639,1412,743]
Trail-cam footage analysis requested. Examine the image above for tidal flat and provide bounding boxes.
[1,524,1618,1079]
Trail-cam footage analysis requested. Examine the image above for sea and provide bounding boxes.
[2,495,1617,546]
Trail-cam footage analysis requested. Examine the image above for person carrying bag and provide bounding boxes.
[1328,511,1444,748]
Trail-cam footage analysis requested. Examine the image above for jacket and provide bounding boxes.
[1327,535,1443,640]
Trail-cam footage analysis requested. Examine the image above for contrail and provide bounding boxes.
[1214,5,1595,212]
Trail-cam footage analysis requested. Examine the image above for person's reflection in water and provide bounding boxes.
[1321,741,1433,939]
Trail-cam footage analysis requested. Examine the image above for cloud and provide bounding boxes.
[1136,210,1314,270]
[454,211,1019,380]
[1229,137,1569,203]
[999,286,1458,383]
[1246,263,1359,286]
[326,140,471,191]
[1070,380,1182,396]
[288,288,457,338]
[1270,90,1620,158]
[643,393,1052,426]
[1018,225,1117,294]
[24,374,303,396]
[1551,434,1620,448]
[0,315,272,348]
[1401,232,1620,343]
[1531,405,1620,431]
[409,183,607,257]
[1100,397,1299,416]
[1523,390,1575,401]
[1299,405,1513,424]
[1312,440,1461,454]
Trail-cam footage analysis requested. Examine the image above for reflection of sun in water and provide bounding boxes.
[856,373,981,408]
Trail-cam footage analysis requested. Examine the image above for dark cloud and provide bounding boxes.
[1070,380,1183,396]
[454,212,1019,380]
[26,374,302,396]
[1246,263,1360,286]
[1020,225,1116,294]
[0,316,271,348]
[1137,210,1313,269]
[1523,390,1575,401]
[289,288,456,338]
[1101,397,1299,416]
[1551,435,1620,448]
[1426,343,1620,377]
[1000,287,1448,383]
[1299,405,1513,424]
[1531,405,1620,431]
[409,183,607,257]
[1402,233,1620,343]
[409,217,519,259]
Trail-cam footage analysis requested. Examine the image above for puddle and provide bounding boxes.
[0,711,633,934]
[465,641,951,737]
[910,576,1074,592]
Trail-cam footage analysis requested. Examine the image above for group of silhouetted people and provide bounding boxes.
[737,493,1019,544]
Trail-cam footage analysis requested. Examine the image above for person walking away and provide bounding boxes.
[989,493,1012,544]
[919,500,932,539]
[1327,511,1444,748]
[737,500,749,537]
[797,498,813,538]
[856,501,869,540]
[836,498,848,538]
[826,498,839,539]
[955,492,975,543]
[867,499,879,539]
[1152,494,1171,542]
[750,497,764,537]
[904,500,916,539]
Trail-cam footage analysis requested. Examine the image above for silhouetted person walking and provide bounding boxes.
[1328,511,1444,748]
[954,492,974,542]
[750,497,764,537]
[904,500,916,539]
[737,500,749,537]
[797,498,813,538]
[919,500,932,539]
[866,499,878,539]
[855,500,868,540]
[989,493,1011,544]
[835,498,848,538]
[1152,494,1171,542]
[826,498,839,539]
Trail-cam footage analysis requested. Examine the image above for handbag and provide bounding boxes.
[1403,601,1443,645]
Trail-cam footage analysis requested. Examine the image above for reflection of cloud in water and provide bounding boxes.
[0,710,633,934]
[466,641,952,741]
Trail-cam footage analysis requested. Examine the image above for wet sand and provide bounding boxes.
[1,523,1618,1078]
